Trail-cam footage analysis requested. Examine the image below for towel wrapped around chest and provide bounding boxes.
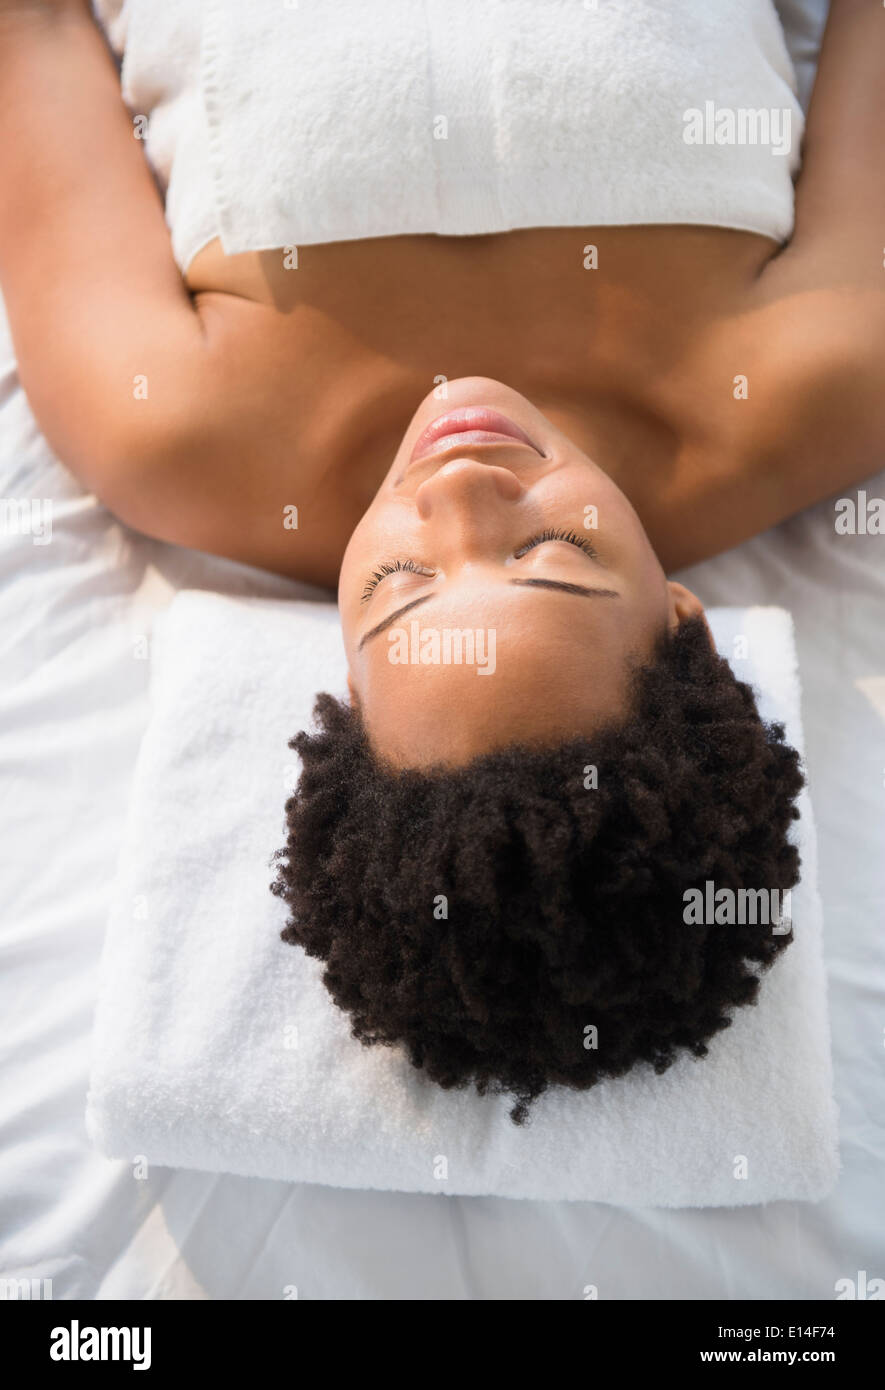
[94,0,805,272]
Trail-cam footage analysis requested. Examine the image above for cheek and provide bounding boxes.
[337,514,376,608]
[337,567,365,650]
[339,520,366,578]
[544,467,633,540]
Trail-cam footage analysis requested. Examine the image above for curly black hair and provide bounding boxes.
[271,616,804,1123]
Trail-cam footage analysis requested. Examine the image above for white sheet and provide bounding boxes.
[3,0,883,1299]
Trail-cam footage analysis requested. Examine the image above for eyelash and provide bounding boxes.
[360,558,430,603]
[360,527,598,602]
[514,527,598,560]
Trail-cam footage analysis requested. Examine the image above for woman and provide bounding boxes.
[0,0,878,1120]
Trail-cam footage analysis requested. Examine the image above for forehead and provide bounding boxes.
[356,599,657,768]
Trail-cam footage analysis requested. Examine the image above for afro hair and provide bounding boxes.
[271,616,804,1123]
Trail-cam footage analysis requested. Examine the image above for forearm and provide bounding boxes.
[0,3,206,491]
[787,0,885,279]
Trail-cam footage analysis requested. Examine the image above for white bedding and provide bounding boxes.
[3,0,884,1299]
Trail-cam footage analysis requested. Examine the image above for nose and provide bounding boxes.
[415,457,524,521]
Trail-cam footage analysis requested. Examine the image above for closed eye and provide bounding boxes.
[514,527,598,559]
[360,527,598,603]
[360,557,434,603]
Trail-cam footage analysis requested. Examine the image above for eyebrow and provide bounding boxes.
[358,579,620,650]
[509,578,621,600]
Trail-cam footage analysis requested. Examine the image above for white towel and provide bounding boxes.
[86,595,839,1206]
[94,0,804,272]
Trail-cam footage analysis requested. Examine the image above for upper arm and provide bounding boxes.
[0,5,205,496]
[722,0,885,536]
[0,9,342,584]
[766,0,885,288]
[86,287,351,589]
[637,289,884,573]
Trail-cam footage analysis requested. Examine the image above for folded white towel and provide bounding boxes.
[86,595,838,1206]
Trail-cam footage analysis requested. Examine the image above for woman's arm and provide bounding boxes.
[712,0,885,546]
[0,3,366,585]
[0,2,214,517]
[639,0,885,574]
[779,0,885,286]
[749,0,885,419]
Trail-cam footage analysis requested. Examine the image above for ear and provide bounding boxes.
[666,581,716,650]
[346,670,360,709]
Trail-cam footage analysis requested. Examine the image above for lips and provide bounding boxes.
[408,407,542,466]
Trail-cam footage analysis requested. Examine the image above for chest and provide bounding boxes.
[191,224,766,391]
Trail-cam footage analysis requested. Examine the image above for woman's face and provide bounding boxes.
[339,377,705,767]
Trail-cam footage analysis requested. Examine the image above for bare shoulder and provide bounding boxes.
[640,274,884,571]
[732,270,885,509]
